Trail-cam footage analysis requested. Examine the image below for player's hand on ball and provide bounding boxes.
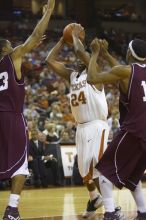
[63,23,85,45]
[90,38,100,53]
[72,24,84,38]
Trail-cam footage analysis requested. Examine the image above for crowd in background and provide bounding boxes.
[96,4,141,22]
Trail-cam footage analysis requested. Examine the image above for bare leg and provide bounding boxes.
[85,180,100,201]
[11,175,26,195]
[94,177,101,194]
[83,171,100,201]
[7,175,26,208]
[3,175,26,220]
[82,176,102,218]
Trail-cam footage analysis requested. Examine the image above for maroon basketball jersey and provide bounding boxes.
[119,88,129,126]
[0,55,25,112]
[121,63,146,141]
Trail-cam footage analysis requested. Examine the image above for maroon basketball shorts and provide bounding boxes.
[96,129,146,191]
[0,112,28,180]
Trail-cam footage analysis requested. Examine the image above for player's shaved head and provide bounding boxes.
[0,38,7,54]
[0,39,13,58]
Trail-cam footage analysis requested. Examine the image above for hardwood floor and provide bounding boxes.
[0,184,146,220]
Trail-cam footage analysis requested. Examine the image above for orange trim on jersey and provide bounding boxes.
[83,160,93,183]
[98,130,105,161]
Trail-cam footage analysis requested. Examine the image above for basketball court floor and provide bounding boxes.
[0,184,146,220]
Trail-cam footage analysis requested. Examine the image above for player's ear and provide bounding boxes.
[2,46,7,54]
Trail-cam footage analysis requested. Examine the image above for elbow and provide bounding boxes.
[87,76,94,84]
[87,73,98,84]
[87,79,96,85]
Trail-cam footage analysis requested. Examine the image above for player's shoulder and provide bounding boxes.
[10,45,23,61]
[0,54,11,65]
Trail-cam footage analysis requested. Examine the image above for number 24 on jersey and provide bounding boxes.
[71,91,87,106]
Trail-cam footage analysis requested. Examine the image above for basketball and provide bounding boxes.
[63,23,85,45]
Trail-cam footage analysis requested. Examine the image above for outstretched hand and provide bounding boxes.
[47,0,55,12]
[90,38,100,54]
[100,39,109,55]
[43,0,55,15]
[33,35,46,49]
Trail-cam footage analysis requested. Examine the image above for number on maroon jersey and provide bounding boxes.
[141,81,146,102]
[0,72,8,91]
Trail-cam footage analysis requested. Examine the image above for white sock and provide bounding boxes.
[99,175,115,212]
[131,181,146,213]
[89,189,99,201]
[8,194,20,208]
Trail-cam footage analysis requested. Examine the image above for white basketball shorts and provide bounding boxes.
[76,119,109,179]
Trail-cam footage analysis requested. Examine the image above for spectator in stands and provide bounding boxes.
[60,129,75,144]
[49,102,63,122]
[64,121,76,142]
[29,130,59,187]
[43,122,60,143]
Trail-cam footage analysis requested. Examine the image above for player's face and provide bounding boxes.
[31,130,39,140]
[3,40,13,55]
[76,59,86,72]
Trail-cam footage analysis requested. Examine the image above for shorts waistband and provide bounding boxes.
[77,119,107,127]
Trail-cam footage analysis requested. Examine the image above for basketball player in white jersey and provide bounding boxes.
[45,24,119,218]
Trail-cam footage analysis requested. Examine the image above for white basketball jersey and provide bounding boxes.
[69,70,108,123]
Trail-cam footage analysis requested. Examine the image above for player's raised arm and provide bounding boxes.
[87,39,130,84]
[11,0,55,59]
[45,37,72,82]
[72,24,90,67]
[100,39,119,67]
[87,38,101,83]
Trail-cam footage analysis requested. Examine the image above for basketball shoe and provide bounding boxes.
[103,210,124,220]
[115,206,125,219]
[134,211,146,220]
[3,206,21,220]
[82,195,103,218]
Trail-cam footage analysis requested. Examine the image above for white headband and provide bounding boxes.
[129,40,146,61]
